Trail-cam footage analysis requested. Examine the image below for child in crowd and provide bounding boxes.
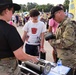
[22,9,46,56]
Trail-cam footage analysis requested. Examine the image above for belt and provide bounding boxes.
[0,57,15,61]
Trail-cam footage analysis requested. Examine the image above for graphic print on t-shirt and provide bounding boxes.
[31,28,37,34]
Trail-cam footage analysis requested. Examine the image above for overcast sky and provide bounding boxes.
[13,0,65,5]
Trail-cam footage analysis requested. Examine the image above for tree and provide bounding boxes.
[19,3,54,12]
[63,0,70,11]
[27,2,38,11]
[20,4,27,12]
[35,4,53,12]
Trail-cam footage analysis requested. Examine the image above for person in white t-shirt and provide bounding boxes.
[22,9,46,56]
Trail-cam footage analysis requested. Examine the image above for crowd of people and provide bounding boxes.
[9,10,50,29]
[0,0,76,75]
[9,13,30,27]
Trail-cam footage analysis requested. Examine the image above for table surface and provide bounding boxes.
[48,65,70,75]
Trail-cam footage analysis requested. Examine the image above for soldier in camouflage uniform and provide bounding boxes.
[49,6,76,74]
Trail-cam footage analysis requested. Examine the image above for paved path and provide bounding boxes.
[17,27,54,62]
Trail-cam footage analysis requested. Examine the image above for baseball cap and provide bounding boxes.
[50,6,63,18]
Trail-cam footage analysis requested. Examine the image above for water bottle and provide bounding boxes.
[57,59,62,74]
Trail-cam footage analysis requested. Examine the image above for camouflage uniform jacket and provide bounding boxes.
[50,17,76,68]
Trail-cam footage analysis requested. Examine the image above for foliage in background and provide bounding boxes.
[35,4,53,12]
[19,0,70,12]
[27,2,38,11]
[19,2,54,12]
[63,0,70,11]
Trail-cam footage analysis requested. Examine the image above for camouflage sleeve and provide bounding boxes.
[50,24,75,48]
[60,24,75,48]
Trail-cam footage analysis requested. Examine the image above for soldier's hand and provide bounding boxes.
[29,55,39,63]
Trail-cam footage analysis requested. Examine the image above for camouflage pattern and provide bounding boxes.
[50,17,76,69]
[0,58,21,75]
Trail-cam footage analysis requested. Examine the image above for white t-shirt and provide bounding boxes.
[22,20,46,45]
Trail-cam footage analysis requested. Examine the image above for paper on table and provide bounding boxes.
[48,71,60,75]
[51,65,70,75]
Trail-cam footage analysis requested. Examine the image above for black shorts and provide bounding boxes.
[25,44,39,56]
